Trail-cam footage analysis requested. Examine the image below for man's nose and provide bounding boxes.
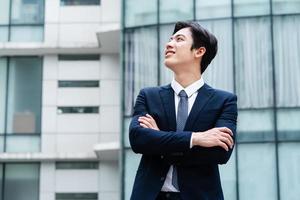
[166,40,174,49]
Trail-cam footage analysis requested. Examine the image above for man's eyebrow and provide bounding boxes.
[170,34,186,40]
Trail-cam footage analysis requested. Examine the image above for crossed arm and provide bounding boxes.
[129,89,238,165]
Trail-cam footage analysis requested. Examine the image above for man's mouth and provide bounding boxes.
[165,50,175,57]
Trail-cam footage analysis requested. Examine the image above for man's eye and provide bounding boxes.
[177,37,184,41]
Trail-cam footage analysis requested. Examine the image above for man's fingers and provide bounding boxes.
[139,116,155,127]
[139,123,148,128]
[138,118,153,128]
[217,127,233,136]
[219,135,233,149]
[220,132,234,147]
[218,141,229,151]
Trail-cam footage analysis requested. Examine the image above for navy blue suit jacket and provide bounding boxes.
[129,83,238,200]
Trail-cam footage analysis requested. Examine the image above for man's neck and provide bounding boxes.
[174,72,201,88]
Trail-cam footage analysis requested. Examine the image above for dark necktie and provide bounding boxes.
[172,90,188,190]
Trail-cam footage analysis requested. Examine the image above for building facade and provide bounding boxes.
[1,0,121,200]
[121,0,300,200]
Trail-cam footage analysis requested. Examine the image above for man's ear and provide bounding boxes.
[194,47,206,58]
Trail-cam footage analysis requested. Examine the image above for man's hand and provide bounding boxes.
[138,114,160,131]
[192,127,234,151]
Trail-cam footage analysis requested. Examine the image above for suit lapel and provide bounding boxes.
[159,84,177,131]
[184,83,215,130]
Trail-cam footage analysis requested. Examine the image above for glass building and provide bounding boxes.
[121,0,300,200]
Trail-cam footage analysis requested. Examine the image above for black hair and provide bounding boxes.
[173,21,218,74]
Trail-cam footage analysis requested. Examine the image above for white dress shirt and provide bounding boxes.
[161,77,205,192]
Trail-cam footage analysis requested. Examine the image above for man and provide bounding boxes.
[129,21,238,200]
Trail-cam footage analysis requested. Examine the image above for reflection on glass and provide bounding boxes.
[0,0,10,25]
[201,19,233,92]
[5,135,40,152]
[219,149,237,200]
[238,143,277,200]
[234,17,273,108]
[11,0,44,24]
[159,0,193,23]
[125,0,157,27]
[4,164,39,200]
[124,27,158,116]
[234,0,270,17]
[125,150,141,200]
[196,0,231,19]
[0,26,9,42]
[278,143,300,200]
[237,109,275,142]
[159,24,174,85]
[10,26,43,42]
[273,15,300,107]
[124,117,131,148]
[0,58,7,134]
[273,0,300,15]
[277,109,300,141]
[6,57,42,134]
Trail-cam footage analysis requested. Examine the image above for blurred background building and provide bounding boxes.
[0,0,120,200]
[121,0,300,200]
[1,0,300,200]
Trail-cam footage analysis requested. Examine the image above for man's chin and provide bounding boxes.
[164,60,176,70]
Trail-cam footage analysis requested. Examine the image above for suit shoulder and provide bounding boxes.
[208,85,237,100]
[140,84,169,94]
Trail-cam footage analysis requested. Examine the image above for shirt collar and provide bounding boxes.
[171,77,204,98]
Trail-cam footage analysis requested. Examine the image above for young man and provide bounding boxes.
[129,21,238,200]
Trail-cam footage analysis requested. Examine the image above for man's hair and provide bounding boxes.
[173,21,218,74]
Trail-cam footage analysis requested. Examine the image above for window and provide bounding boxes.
[58,81,99,88]
[0,57,42,153]
[159,0,193,23]
[3,163,40,200]
[57,106,99,114]
[56,162,99,169]
[58,54,100,61]
[60,0,100,6]
[0,0,44,42]
[56,193,98,200]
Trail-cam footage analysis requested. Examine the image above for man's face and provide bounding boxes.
[164,27,195,71]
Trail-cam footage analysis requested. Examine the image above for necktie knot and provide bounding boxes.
[178,90,188,98]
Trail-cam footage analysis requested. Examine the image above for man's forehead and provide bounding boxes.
[173,27,192,37]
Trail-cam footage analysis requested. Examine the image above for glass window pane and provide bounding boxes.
[6,57,42,134]
[124,27,158,116]
[273,0,300,15]
[0,58,7,134]
[219,149,237,200]
[237,109,275,142]
[10,26,44,42]
[124,150,141,200]
[4,164,39,200]
[0,26,9,42]
[60,0,100,6]
[238,143,278,200]
[5,135,40,152]
[0,0,10,25]
[273,15,300,107]
[125,0,157,27]
[159,0,193,23]
[56,162,99,169]
[279,143,300,200]
[0,164,2,198]
[58,80,99,88]
[234,17,273,108]
[56,193,98,200]
[0,135,3,152]
[124,117,131,148]
[277,108,300,141]
[196,0,231,19]
[159,24,174,85]
[201,19,233,92]
[234,0,270,17]
[57,106,99,114]
[58,54,100,61]
[11,0,44,24]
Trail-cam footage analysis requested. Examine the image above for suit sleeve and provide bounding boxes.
[129,89,192,155]
[165,94,238,165]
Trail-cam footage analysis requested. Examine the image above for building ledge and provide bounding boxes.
[0,152,98,162]
[94,141,120,161]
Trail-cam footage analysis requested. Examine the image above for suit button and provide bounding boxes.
[160,155,164,159]
[160,177,165,181]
